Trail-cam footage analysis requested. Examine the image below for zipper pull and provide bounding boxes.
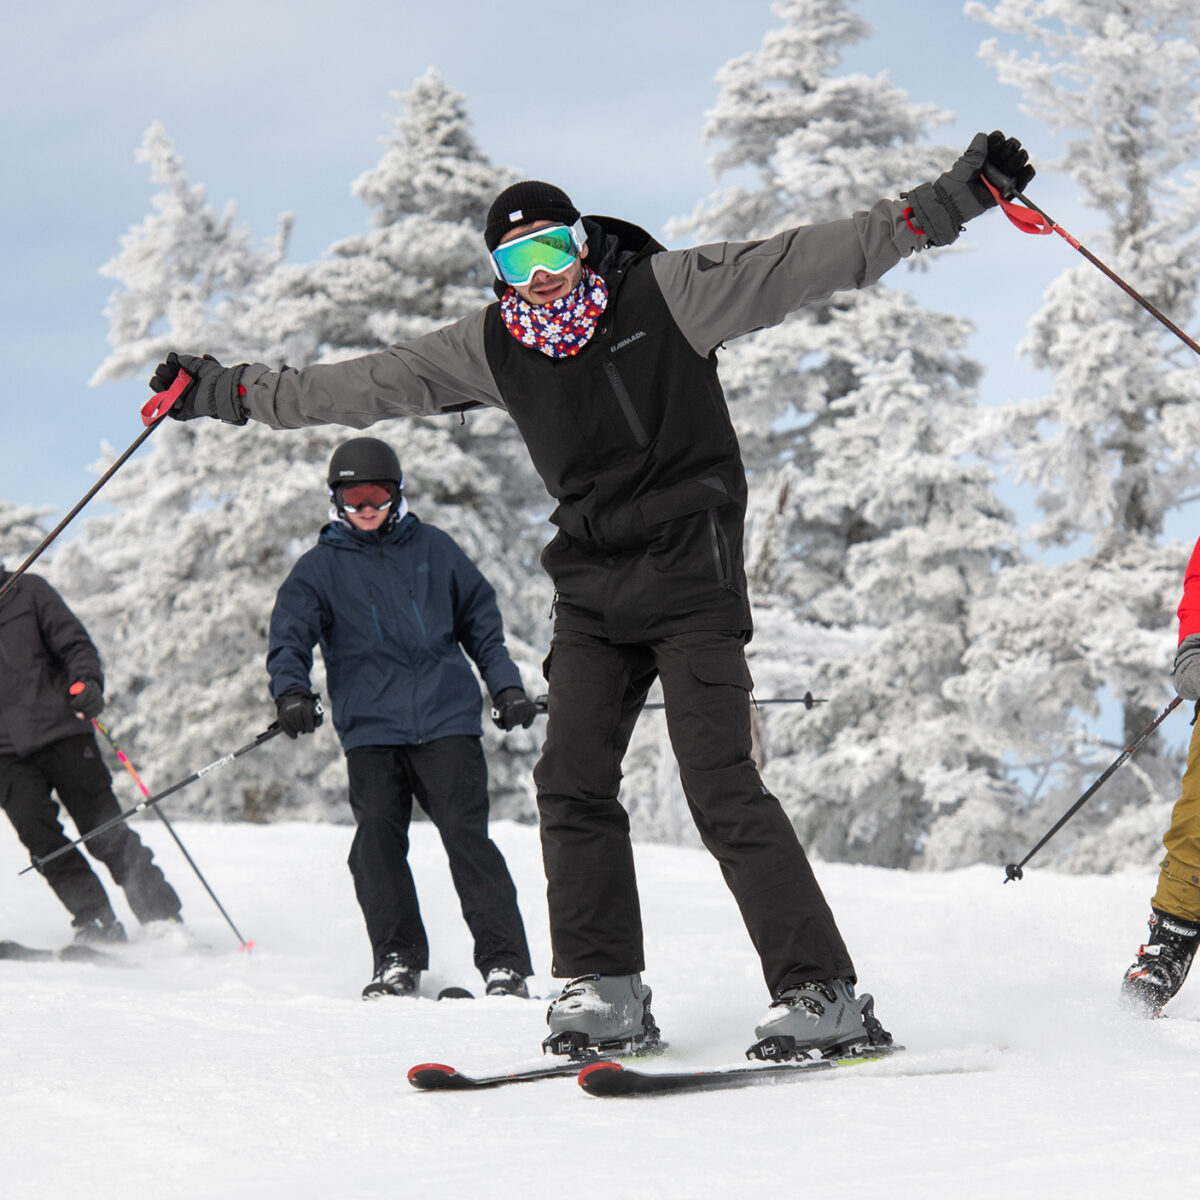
[548,589,558,620]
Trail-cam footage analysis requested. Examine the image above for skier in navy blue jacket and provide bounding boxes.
[267,437,535,999]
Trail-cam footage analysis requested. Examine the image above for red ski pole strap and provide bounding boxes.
[982,177,1054,236]
[139,368,194,427]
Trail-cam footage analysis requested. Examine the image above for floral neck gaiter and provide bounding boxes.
[499,265,608,358]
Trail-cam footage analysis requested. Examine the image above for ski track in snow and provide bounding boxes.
[1,818,1197,1199]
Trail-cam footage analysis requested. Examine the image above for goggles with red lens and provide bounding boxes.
[339,483,393,513]
[489,220,586,286]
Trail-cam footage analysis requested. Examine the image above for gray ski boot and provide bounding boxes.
[1121,909,1199,1016]
[747,978,892,1061]
[542,973,663,1059]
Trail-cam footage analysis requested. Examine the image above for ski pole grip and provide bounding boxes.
[982,159,1019,201]
[140,368,194,427]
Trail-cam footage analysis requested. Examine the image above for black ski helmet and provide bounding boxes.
[327,437,402,489]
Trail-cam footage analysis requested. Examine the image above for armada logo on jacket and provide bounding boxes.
[611,330,647,353]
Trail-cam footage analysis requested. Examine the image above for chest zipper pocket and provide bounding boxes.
[368,592,384,644]
[407,588,427,636]
[604,361,649,447]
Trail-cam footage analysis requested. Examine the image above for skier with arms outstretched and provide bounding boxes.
[149,131,1033,1060]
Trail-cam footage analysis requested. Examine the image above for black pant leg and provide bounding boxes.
[534,630,656,976]
[410,736,533,978]
[0,748,118,925]
[345,745,427,971]
[654,632,855,995]
[41,734,181,923]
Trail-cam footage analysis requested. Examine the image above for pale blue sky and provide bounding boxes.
[1,0,1083,524]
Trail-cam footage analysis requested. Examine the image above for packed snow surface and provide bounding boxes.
[1,817,1197,1198]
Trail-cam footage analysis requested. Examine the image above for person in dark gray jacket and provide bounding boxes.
[267,437,535,1000]
[0,567,181,943]
[152,131,1033,1057]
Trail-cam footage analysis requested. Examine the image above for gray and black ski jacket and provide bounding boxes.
[239,202,925,643]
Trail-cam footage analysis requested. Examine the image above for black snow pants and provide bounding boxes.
[345,735,532,977]
[0,732,181,926]
[534,628,855,997]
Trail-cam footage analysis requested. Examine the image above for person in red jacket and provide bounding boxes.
[0,566,181,943]
[1121,539,1200,1014]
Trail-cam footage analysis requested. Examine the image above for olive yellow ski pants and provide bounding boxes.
[1153,708,1200,921]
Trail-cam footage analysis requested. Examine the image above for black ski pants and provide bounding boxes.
[345,736,532,977]
[535,628,855,997]
[0,733,181,927]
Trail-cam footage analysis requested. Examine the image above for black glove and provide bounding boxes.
[276,690,323,739]
[149,352,249,424]
[491,687,538,731]
[982,129,1035,199]
[1173,634,1200,701]
[67,680,104,719]
[904,130,1033,248]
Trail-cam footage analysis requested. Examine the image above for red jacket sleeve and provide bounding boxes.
[1178,537,1200,643]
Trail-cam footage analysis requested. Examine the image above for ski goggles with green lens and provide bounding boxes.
[489,220,587,286]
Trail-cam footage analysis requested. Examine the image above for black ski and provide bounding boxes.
[577,1046,906,1096]
[408,1059,591,1090]
[0,939,120,964]
[407,1037,666,1090]
[436,987,475,1001]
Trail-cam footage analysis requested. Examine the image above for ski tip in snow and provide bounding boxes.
[0,939,122,965]
[0,940,57,962]
[576,1061,625,1093]
[407,1063,457,1090]
[436,987,475,1001]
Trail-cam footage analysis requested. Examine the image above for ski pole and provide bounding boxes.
[1003,695,1182,883]
[0,369,192,605]
[527,691,827,715]
[20,722,284,877]
[981,167,1200,360]
[77,698,253,950]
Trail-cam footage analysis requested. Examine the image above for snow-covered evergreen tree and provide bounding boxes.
[633,0,1027,867]
[960,0,1200,863]
[90,122,291,388]
[0,502,51,567]
[58,74,548,825]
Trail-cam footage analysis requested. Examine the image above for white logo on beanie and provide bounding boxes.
[508,209,523,221]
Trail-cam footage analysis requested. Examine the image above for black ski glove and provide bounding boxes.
[903,130,1033,248]
[67,679,104,719]
[149,352,249,424]
[491,687,538,731]
[1173,634,1200,701]
[983,130,1035,199]
[276,690,323,739]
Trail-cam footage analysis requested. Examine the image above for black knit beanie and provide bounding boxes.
[484,181,580,251]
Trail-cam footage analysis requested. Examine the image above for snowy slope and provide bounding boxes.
[1,816,1197,1200]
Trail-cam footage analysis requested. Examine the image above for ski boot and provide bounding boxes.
[542,973,664,1059]
[747,978,893,1062]
[484,967,530,998]
[1121,909,1199,1016]
[71,915,128,946]
[362,954,421,1000]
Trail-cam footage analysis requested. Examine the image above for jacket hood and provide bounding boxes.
[582,215,665,272]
